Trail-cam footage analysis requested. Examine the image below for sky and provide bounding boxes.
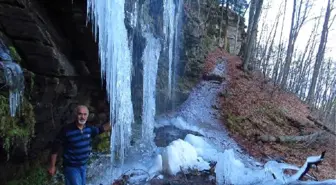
[245,0,336,60]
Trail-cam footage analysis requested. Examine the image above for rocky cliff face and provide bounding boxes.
[0,0,108,182]
[0,0,245,182]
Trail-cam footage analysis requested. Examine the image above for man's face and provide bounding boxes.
[77,107,88,125]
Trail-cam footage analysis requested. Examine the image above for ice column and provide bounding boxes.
[141,32,161,147]
[163,0,183,108]
[86,0,134,165]
[163,0,176,101]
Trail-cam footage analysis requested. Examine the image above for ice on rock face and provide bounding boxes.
[0,40,24,117]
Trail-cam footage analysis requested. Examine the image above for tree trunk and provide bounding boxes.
[233,16,241,53]
[306,0,332,105]
[273,0,287,84]
[224,0,230,51]
[243,0,263,71]
[280,0,311,88]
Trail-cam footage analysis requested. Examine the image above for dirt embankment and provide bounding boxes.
[204,49,336,180]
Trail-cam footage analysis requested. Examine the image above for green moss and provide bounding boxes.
[0,94,35,158]
[9,46,22,63]
[92,132,110,153]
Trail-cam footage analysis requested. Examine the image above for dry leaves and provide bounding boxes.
[211,52,336,180]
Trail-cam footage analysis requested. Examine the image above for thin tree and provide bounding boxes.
[294,15,321,94]
[280,0,312,88]
[272,0,288,84]
[243,0,264,71]
[262,2,284,77]
[306,0,334,104]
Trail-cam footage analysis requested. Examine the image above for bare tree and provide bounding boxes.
[262,2,285,78]
[243,0,264,71]
[255,1,271,69]
[306,0,334,104]
[294,15,321,94]
[272,0,288,84]
[280,0,312,88]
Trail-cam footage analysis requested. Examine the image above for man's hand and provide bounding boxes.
[102,122,112,132]
[48,165,56,176]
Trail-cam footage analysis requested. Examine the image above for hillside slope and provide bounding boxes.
[204,49,336,180]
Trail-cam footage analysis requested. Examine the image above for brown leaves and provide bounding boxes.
[214,52,336,180]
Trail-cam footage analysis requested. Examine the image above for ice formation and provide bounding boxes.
[86,0,134,165]
[163,0,183,105]
[141,32,161,147]
[0,40,24,117]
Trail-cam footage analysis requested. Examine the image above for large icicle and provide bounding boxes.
[3,63,24,117]
[163,0,176,101]
[87,0,134,165]
[141,32,161,147]
[172,0,183,108]
[163,0,183,108]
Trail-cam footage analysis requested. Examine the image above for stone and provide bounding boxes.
[14,40,77,76]
[0,5,33,22]
[73,60,90,76]
[0,18,51,45]
[0,0,26,8]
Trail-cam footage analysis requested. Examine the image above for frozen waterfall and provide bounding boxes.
[86,0,184,166]
[87,0,134,165]
[0,40,24,117]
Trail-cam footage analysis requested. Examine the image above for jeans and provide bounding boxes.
[63,165,87,185]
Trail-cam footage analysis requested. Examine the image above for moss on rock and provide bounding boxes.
[0,94,36,158]
[92,132,110,153]
[9,46,22,63]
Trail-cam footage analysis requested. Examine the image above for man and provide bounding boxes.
[48,105,111,185]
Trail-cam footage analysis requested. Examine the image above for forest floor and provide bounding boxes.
[203,49,336,180]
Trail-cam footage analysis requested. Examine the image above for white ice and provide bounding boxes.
[141,32,161,147]
[0,40,24,117]
[163,0,176,100]
[86,0,134,165]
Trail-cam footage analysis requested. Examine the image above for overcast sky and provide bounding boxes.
[245,0,336,60]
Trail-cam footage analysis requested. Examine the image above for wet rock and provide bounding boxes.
[154,125,203,147]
